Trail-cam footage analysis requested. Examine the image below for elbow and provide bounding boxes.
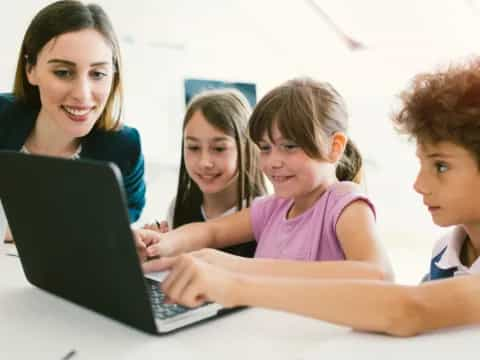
[382,288,427,337]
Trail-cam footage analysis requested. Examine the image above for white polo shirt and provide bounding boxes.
[429,226,480,280]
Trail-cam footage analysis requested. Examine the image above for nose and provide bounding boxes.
[413,170,431,196]
[70,75,92,102]
[263,149,283,170]
[199,150,214,169]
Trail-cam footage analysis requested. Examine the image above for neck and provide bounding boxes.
[26,110,80,157]
[462,223,480,259]
[202,180,239,219]
[288,177,337,219]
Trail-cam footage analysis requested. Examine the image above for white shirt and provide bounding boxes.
[432,226,480,277]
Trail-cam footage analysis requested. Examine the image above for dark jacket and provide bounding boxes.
[0,93,146,222]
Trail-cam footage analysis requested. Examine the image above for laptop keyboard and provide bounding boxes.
[146,279,198,320]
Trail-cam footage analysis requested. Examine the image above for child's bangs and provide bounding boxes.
[248,94,280,144]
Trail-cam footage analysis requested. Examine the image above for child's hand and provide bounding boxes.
[142,254,239,308]
[133,228,161,262]
[142,220,169,233]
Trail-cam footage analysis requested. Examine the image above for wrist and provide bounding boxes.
[227,272,250,308]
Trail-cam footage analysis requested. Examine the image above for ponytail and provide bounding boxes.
[336,139,363,183]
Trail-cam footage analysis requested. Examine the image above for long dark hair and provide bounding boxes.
[173,89,266,228]
[249,77,362,183]
[13,0,123,130]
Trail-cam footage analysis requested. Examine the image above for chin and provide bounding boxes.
[431,217,455,227]
[67,124,96,138]
[198,184,225,195]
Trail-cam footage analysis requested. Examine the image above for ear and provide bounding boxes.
[328,132,347,163]
[25,62,38,86]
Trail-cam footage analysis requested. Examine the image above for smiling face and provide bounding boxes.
[414,141,480,227]
[258,123,336,204]
[183,110,239,195]
[26,28,115,139]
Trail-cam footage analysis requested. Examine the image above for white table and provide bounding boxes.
[1,245,478,360]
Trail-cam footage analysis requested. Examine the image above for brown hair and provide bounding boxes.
[392,59,480,167]
[13,0,123,131]
[173,88,267,228]
[249,77,362,183]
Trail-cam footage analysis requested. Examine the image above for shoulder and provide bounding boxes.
[83,125,142,161]
[82,125,143,174]
[325,181,373,210]
[251,194,290,213]
[0,93,36,118]
[324,181,375,225]
[328,181,364,197]
[0,94,38,148]
[0,93,15,108]
[0,93,23,123]
[86,125,141,153]
[0,94,15,133]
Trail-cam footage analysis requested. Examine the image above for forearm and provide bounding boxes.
[412,276,480,332]
[171,222,218,253]
[230,275,411,335]
[229,258,391,281]
[229,275,480,336]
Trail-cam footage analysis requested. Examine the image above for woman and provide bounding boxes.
[0,1,146,241]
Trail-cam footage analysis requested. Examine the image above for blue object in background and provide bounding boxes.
[184,78,257,108]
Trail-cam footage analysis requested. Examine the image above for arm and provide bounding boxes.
[141,208,254,257]
[230,273,480,337]
[124,151,146,223]
[144,256,480,337]
[194,200,393,281]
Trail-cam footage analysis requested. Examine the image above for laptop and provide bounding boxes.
[0,151,233,334]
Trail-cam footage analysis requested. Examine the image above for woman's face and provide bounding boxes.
[183,110,239,195]
[26,28,115,139]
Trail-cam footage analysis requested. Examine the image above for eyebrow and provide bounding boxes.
[416,152,455,159]
[185,136,231,142]
[47,59,111,67]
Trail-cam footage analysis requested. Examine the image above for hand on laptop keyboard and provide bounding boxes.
[143,251,239,309]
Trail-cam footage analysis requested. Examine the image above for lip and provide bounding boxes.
[270,175,294,183]
[196,173,220,181]
[427,206,441,212]
[62,105,95,123]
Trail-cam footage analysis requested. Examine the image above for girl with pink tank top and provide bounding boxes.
[135,78,393,309]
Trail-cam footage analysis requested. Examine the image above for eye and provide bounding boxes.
[281,142,299,152]
[53,69,73,79]
[185,145,200,152]
[435,161,449,173]
[213,147,226,153]
[258,143,271,153]
[90,70,108,80]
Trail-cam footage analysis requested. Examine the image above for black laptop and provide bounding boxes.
[0,151,230,334]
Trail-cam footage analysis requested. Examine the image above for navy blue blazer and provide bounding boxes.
[0,93,146,222]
